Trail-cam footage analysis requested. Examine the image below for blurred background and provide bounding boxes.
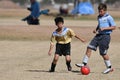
[0,0,120,13]
[0,0,120,26]
[0,0,119,47]
[0,0,120,7]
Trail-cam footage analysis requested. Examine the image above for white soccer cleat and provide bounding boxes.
[103,68,113,74]
[75,63,84,67]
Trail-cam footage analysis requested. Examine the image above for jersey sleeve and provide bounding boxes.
[68,28,76,37]
[108,16,116,27]
[50,34,56,43]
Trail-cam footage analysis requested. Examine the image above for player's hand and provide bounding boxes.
[99,28,105,31]
[48,51,52,56]
[93,29,97,34]
[81,39,86,43]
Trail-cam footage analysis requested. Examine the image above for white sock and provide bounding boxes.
[104,60,111,68]
[82,55,89,64]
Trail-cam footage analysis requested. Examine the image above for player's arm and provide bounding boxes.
[48,35,55,56]
[100,26,116,31]
[75,35,86,43]
[48,42,54,56]
[93,25,99,34]
[93,17,100,34]
[69,28,86,42]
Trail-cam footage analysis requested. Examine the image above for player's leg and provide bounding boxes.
[49,54,59,72]
[75,48,92,67]
[99,35,113,74]
[63,43,71,71]
[49,43,62,72]
[76,36,98,67]
[99,48,113,74]
[101,54,113,74]
[65,55,72,71]
[22,15,32,21]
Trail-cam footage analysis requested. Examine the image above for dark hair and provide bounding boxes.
[98,3,107,11]
[54,16,64,25]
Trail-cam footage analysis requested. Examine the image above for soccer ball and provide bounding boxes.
[81,66,90,75]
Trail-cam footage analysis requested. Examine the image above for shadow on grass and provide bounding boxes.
[26,69,69,73]
[26,69,49,73]
[26,69,95,75]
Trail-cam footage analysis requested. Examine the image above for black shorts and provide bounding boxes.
[87,34,110,55]
[55,43,71,56]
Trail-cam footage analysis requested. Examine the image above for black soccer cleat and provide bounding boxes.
[49,69,55,72]
[67,66,72,71]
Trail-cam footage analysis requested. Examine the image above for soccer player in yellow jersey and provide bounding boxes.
[48,17,85,72]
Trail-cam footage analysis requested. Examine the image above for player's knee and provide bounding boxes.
[53,58,58,63]
[101,54,109,60]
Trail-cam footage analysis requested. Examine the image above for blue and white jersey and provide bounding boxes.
[97,13,116,34]
[30,1,40,18]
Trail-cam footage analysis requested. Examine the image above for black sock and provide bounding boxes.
[66,61,71,67]
[108,66,111,68]
[50,63,56,72]
[83,62,87,66]
[66,61,72,71]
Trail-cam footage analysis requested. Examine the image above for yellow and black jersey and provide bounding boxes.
[51,27,75,44]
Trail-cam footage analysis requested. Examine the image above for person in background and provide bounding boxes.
[59,4,69,15]
[22,0,40,25]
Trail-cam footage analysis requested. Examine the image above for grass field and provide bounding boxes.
[0,9,120,80]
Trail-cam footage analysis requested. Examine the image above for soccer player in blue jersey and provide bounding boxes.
[48,17,85,72]
[75,3,116,74]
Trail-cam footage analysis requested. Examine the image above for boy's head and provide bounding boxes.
[98,3,107,16]
[54,17,64,25]
[98,3,107,11]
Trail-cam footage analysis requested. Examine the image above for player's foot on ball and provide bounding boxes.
[75,63,84,67]
[103,68,114,74]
